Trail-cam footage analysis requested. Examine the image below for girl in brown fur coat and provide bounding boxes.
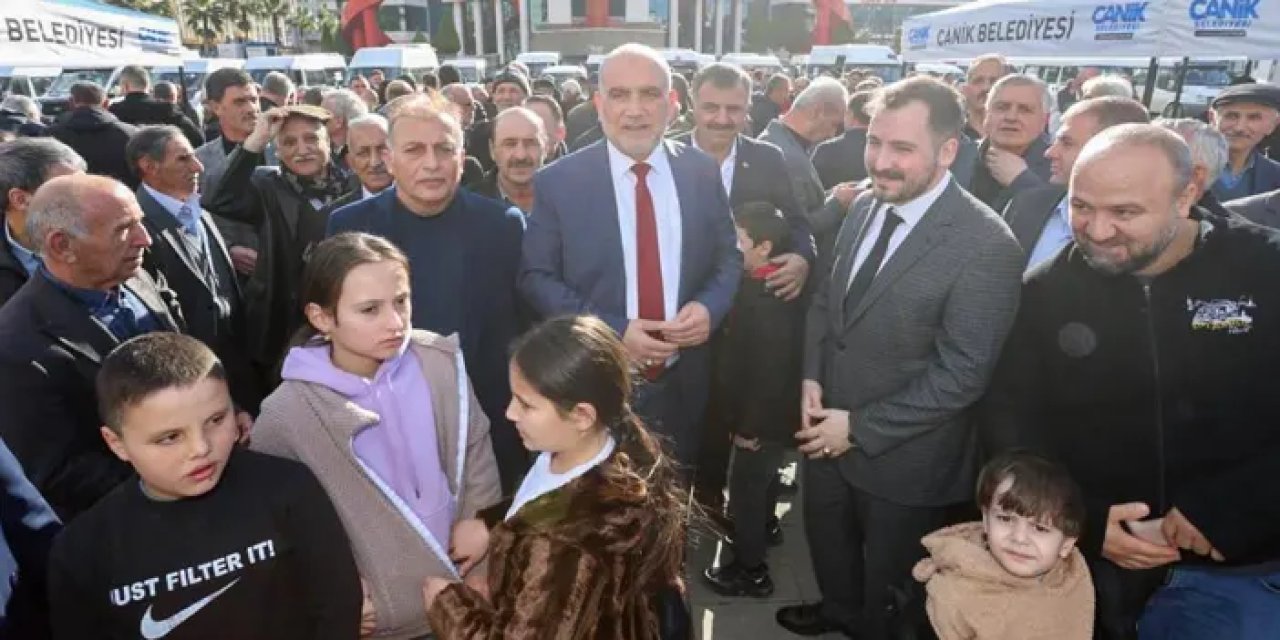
[424,315,689,639]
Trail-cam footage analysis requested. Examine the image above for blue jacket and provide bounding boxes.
[0,438,60,638]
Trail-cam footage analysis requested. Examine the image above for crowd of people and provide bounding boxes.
[0,42,1276,640]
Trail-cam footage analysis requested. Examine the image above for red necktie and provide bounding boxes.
[633,162,665,380]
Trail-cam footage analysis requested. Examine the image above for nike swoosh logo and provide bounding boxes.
[139,577,241,639]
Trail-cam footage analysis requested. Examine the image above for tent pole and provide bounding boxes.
[1169,56,1190,118]
[1140,57,1158,111]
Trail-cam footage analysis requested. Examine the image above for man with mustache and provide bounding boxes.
[473,107,545,213]
[780,76,1022,639]
[960,54,1009,140]
[1208,83,1280,202]
[968,74,1054,211]
[328,93,529,493]
[0,174,184,519]
[984,123,1280,640]
[204,105,356,378]
[197,68,265,279]
[322,114,393,216]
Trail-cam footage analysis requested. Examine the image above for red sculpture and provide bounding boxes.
[811,0,852,45]
[342,0,393,49]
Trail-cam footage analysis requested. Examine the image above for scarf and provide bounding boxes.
[280,160,350,207]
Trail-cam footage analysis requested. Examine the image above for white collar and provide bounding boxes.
[690,132,737,164]
[607,140,672,183]
[882,172,952,228]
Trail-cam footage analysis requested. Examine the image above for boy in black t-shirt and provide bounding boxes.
[701,202,804,599]
[47,333,362,639]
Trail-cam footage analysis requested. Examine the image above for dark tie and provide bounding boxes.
[633,162,665,380]
[844,207,903,319]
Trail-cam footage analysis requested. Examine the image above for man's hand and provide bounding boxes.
[985,147,1030,187]
[1162,507,1225,562]
[766,253,810,301]
[832,181,864,208]
[1102,502,1182,570]
[422,576,454,611]
[622,319,678,366]
[796,408,852,459]
[449,518,491,576]
[801,380,823,428]
[228,246,258,275]
[235,411,253,445]
[359,578,376,637]
[244,107,286,153]
[661,302,711,348]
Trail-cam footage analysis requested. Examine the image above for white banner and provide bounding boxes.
[901,0,1278,62]
[0,0,182,61]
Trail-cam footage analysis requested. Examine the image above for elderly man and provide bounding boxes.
[473,107,545,213]
[108,65,202,148]
[1058,67,1101,113]
[328,93,528,492]
[127,125,259,412]
[320,88,369,174]
[560,79,585,114]
[969,74,1054,211]
[204,105,355,373]
[812,90,875,190]
[196,68,263,278]
[490,71,530,112]
[1209,83,1280,202]
[760,77,850,254]
[522,95,568,162]
[1156,117,1234,219]
[750,73,792,136]
[1003,97,1149,272]
[960,54,1010,140]
[323,114,393,215]
[441,83,476,130]
[0,174,183,519]
[0,139,86,305]
[781,76,1023,639]
[520,44,741,467]
[985,124,1280,640]
[1083,75,1136,100]
[48,83,137,187]
[259,71,295,111]
[349,74,379,110]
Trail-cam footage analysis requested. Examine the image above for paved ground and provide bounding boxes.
[684,455,849,640]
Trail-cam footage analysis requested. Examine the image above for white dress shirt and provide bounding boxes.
[847,172,952,290]
[691,135,737,198]
[607,141,683,322]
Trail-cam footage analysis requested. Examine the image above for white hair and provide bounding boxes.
[1,95,40,121]
[321,88,369,122]
[347,112,388,135]
[1154,117,1229,187]
[987,74,1053,115]
[1082,75,1135,100]
[792,76,849,113]
[600,43,672,93]
[561,79,582,97]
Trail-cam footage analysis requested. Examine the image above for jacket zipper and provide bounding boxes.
[1141,283,1167,513]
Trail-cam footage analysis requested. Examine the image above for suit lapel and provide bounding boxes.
[1010,187,1066,251]
[590,142,627,314]
[830,196,877,328]
[124,273,181,332]
[200,212,241,299]
[844,181,960,327]
[31,274,118,365]
[666,140,695,303]
[137,188,208,286]
[730,136,751,203]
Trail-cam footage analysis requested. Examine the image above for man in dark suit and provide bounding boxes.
[329,95,529,493]
[812,90,873,190]
[0,174,185,520]
[778,77,1023,639]
[48,83,137,188]
[1004,97,1150,272]
[0,139,86,307]
[127,125,261,413]
[1209,83,1280,202]
[969,74,1054,212]
[520,44,741,466]
[1226,188,1280,227]
[749,74,791,137]
[108,65,203,149]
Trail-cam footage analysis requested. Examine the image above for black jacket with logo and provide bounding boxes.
[983,212,1280,566]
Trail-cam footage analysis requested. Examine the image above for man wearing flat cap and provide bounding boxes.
[1210,83,1280,202]
[203,105,357,374]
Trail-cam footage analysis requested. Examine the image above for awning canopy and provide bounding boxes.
[0,0,184,64]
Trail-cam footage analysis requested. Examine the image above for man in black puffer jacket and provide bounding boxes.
[48,82,137,187]
[984,123,1280,640]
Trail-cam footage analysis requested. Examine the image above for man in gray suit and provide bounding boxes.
[1226,188,1280,227]
[195,68,263,279]
[1004,97,1149,272]
[776,76,1024,640]
[760,77,855,254]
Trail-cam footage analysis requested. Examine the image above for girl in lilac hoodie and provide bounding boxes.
[251,233,503,639]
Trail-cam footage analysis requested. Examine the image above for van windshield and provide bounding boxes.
[346,67,402,85]
[155,71,205,95]
[45,68,114,99]
[1183,66,1231,88]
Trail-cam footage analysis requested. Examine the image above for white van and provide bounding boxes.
[444,57,487,83]
[658,48,705,77]
[720,53,785,75]
[1011,57,1238,115]
[151,58,246,109]
[585,54,606,80]
[807,44,902,82]
[38,52,185,118]
[347,46,439,85]
[539,65,588,87]
[0,66,60,99]
[245,54,347,90]
[515,51,561,78]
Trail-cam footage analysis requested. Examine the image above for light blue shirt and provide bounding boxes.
[1026,196,1073,273]
[3,219,39,276]
[143,185,205,241]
